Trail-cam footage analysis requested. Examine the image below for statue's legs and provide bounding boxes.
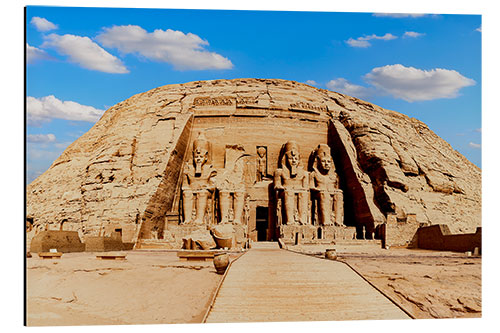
[298,191,309,224]
[334,191,344,226]
[318,191,332,225]
[233,191,245,224]
[219,191,231,224]
[182,191,194,224]
[194,191,209,225]
[284,190,296,224]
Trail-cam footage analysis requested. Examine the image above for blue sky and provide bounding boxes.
[26,6,482,183]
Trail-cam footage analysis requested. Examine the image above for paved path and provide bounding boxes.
[205,243,410,323]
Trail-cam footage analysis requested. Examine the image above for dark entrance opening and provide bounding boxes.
[256,206,269,241]
[114,228,123,237]
[60,218,68,231]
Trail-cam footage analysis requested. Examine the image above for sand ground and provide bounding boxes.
[26,244,481,325]
[290,243,481,319]
[26,251,239,326]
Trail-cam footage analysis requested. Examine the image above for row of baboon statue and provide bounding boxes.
[181,134,343,226]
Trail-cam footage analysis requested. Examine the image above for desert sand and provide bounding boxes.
[342,252,481,319]
[26,245,480,325]
[291,243,481,319]
[26,251,239,326]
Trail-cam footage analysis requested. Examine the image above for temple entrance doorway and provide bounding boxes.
[256,206,269,241]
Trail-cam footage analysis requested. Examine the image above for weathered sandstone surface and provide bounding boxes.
[26,79,481,244]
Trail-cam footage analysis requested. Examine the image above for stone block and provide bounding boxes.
[29,231,85,253]
[85,236,124,252]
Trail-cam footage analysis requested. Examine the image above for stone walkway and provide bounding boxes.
[205,242,410,323]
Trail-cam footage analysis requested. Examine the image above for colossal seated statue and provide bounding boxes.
[274,141,309,225]
[181,133,217,225]
[309,144,344,226]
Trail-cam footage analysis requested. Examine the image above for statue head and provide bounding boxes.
[192,133,210,175]
[314,144,334,173]
[282,141,300,176]
[257,146,266,158]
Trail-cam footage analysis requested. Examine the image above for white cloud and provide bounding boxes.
[372,13,428,18]
[346,38,371,48]
[326,78,373,98]
[26,139,73,183]
[42,34,129,73]
[30,16,58,31]
[474,128,482,133]
[346,33,397,48]
[26,43,52,64]
[305,80,318,86]
[27,147,62,164]
[403,31,425,38]
[95,25,233,70]
[364,64,476,102]
[27,134,56,143]
[27,169,44,184]
[367,33,398,41]
[27,95,105,126]
[54,141,72,150]
[26,147,63,183]
[476,26,482,32]
[469,142,481,149]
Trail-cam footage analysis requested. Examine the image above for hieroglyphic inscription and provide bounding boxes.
[236,97,258,105]
[193,96,327,113]
[193,96,235,107]
[289,101,327,113]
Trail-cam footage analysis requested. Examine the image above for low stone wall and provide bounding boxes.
[279,224,356,245]
[383,213,421,248]
[417,225,481,253]
[29,231,85,253]
[85,236,125,252]
[135,239,176,249]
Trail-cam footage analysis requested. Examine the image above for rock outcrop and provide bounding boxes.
[26,79,481,245]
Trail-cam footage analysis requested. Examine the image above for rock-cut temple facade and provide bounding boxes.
[26,79,482,249]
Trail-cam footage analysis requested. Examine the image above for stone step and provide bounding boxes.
[249,241,280,249]
[135,240,175,249]
[334,239,381,245]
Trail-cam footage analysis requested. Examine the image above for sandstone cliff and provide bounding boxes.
[26,79,481,242]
